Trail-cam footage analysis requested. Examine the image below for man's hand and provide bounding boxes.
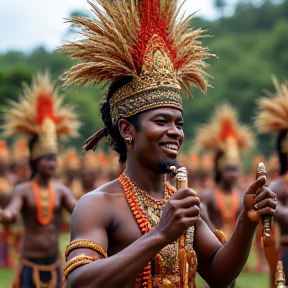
[244,172,277,222]
[0,209,14,224]
[156,188,200,244]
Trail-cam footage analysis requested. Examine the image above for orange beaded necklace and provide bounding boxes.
[119,170,175,288]
[32,180,55,225]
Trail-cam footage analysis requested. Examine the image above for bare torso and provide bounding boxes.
[200,187,242,237]
[16,181,73,257]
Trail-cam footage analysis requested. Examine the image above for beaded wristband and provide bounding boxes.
[65,239,107,258]
[64,254,99,279]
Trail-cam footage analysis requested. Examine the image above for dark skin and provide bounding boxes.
[269,155,288,235]
[67,107,276,288]
[200,166,242,233]
[0,154,77,258]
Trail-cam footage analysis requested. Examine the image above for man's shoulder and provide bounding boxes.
[95,178,124,195]
[72,179,124,227]
[13,181,32,193]
[77,179,124,204]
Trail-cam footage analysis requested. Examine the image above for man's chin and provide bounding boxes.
[158,158,179,173]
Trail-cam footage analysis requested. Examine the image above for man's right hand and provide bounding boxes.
[0,209,13,224]
[156,188,200,244]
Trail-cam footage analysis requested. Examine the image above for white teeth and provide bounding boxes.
[163,144,178,151]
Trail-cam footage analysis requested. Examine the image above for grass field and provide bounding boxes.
[0,232,270,288]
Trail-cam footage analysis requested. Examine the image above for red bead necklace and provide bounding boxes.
[119,170,174,288]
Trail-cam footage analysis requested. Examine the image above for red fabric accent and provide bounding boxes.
[220,119,237,142]
[131,0,177,73]
[36,93,60,125]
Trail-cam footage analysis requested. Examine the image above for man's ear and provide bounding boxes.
[118,119,135,140]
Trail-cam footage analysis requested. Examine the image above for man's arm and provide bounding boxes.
[0,185,24,224]
[66,187,200,288]
[59,183,77,213]
[195,176,277,287]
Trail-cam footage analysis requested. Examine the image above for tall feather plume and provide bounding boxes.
[195,103,254,153]
[58,0,213,95]
[254,76,288,133]
[1,71,81,139]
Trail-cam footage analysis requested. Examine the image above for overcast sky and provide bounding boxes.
[0,0,236,54]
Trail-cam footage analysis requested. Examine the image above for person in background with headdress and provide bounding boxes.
[254,76,288,285]
[0,140,13,208]
[63,148,83,200]
[1,140,29,271]
[80,151,98,193]
[0,71,80,288]
[0,140,15,268]
[196,103,255,240]
[58,1,276,287]
[267,154,281,184]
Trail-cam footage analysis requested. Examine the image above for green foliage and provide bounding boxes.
[0,0,287,160]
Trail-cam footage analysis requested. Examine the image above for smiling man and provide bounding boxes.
[59,1,277,288]
[0,71,80,288]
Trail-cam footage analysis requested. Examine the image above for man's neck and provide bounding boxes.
[218,181,235,194]
[125,160,165,198]
[33,174,51,187]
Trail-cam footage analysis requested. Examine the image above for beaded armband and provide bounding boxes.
[64,254,99,279]
[214,229,227,245]
[65,239,107,258]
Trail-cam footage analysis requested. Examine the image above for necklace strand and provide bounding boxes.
[119,170,175,288]
[32,180,55,225]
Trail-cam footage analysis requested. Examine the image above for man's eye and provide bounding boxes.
[177,122,184,128]
[155,119,166,124]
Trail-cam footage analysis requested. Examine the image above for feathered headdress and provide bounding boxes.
[254,76,288,153]
[195,103,254,170]
[1,71,81,160]
[64,148,81,171]
[11,139,30,165]
[58,0,214,150]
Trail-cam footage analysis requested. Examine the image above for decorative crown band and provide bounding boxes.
[109,34,183,124]
[110,87,182,125]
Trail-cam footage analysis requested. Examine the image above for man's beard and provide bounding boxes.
[158,158,179,173]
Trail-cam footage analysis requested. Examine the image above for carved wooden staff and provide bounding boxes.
[171,166,197,288]
[246,162,284,286]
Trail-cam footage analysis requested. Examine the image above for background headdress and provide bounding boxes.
[11,139,30,165]
[195,103,254,171]
[0,140,10,166]
[64,148,81,172]
[254,76,288,154]
[58,0,214,151]
[1,71,81,160]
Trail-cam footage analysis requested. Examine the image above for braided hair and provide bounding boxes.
[100,77,140,163]
[276,130,288,175]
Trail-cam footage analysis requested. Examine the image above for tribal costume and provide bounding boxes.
[59,0,213,287]
[1,71,80,288]
[195,103,254,238]
[0,140,15,269]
